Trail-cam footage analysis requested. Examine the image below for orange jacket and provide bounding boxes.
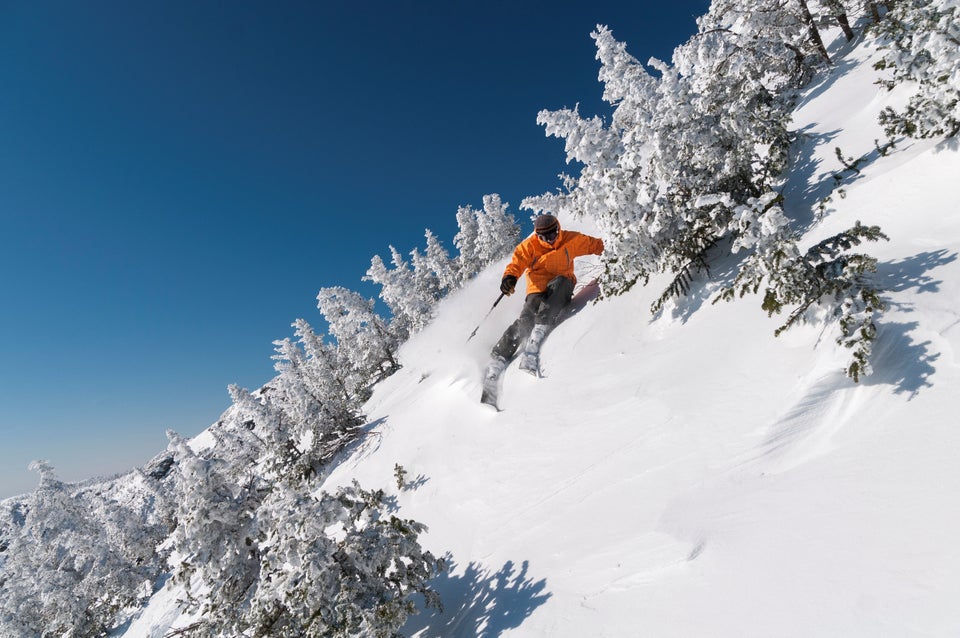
[503,230,604,295]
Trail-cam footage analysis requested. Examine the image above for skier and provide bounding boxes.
[481,214,603,404]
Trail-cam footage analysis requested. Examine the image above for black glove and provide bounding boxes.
[500,275,518,295]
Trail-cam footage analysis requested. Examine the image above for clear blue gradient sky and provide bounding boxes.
[0,1,708,498]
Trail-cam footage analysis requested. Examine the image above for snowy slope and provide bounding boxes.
[122,38,960,638]
[323,41,960,638]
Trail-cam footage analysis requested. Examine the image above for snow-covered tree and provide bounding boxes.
[417,228,459,296]
[0,462,162,637]
[798,0,833,63]
[270,329,365,473]
[873,0,960,138]
[165,425,444,638]
[454,194,520,283]
[166,431,264,623]
[318,287,400,390]
[407,248,443,323]
[364,246,430,342]
[694,0,833,80]
[230,381,307,479]
[453,203,482,283]
[365,227,462,341]
[865,1,895,24]
[715,194,889,382]
[292,318,363,418]
[216,481,445,638]
[475,194,520,266]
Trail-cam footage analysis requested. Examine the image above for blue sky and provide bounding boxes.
[0,1,708,498]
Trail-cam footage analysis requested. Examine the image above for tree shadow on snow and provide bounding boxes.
[783,123,913,236]
[864,250,958,397]
[783,123,843,232]
[864,321,938,398]
[791,53,860,113]
[402,558,552,638]
[934,135,959,154]
[876,250,956,297]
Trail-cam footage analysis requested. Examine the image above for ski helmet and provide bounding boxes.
[534,214,560,239]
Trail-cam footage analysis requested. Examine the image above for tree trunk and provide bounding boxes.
[797,0,832,64]
[866,1,882,23]
[833,9,856,41]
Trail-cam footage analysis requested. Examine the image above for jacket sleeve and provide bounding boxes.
[571,233,604,257]
[503,239,533,279]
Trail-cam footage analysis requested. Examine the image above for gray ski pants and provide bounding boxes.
[491,275,574,360]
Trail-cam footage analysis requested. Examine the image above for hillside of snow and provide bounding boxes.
[118,36,960,638]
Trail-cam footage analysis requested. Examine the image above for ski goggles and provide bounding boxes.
[537,228,559,242]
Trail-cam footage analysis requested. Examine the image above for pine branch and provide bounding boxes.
[834,147,866,174]
[651,246,712,314]
[806,222,889,263]
[651,264,695,314]
[164,622,207,637]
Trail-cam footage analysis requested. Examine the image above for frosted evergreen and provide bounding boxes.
[874,0,960,138]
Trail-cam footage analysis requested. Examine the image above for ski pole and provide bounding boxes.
[466,293,505,342]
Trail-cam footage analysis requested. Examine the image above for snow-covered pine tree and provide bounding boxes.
[231,382,303,475]
[873,0,960,138]
[687,4,891,380]
[220,481,445,638]
[0,461,91,636]
[165,431,265,625]
[714,193,889,381]
[163,339,443,638]
[417,228,459,297]
[453,194,520,283]
[475,194,520,266]
[292,318,363,420]
[271,337,321,418]
[694,0,831,86]
[765,221,888,382]
[164,428,444,638]
[271,332,365,474]
[453,203,482,283]
[407,246,443,319]
[865,1,895,24]
[364,245,437,341]
[364,249,409,342]
[0,502,14,559]
[798,0,834,63]
[317,287,400,392]
[0,462,161,637]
